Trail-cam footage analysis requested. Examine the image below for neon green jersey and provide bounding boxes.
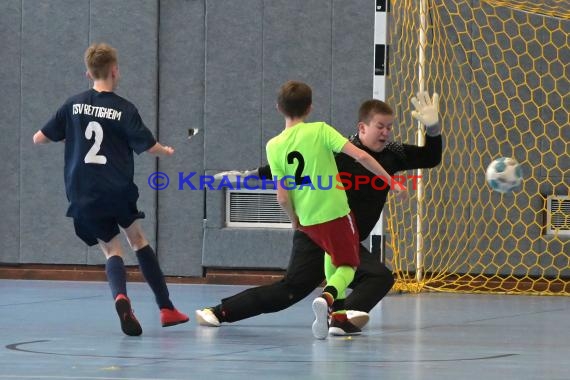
[266,121,350,226]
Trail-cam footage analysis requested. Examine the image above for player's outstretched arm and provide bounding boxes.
[33,130,51,144]
[213,168,260,182]
[411,91,440,136]
[148,142,175,156]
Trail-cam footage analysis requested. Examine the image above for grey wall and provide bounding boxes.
[7,0,158,267]
[157,0,205,276]
[1,0,158,267]
[5,0,562,278]
[88,0,159,265]
[202,0,374,268]
[0,0,375,274]
[0,1,21,263]
[20,0,90,264]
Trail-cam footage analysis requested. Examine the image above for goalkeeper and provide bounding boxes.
[196,91,442,329]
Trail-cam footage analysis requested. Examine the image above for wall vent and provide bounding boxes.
[546,195,570,236]
[226,189,291,228]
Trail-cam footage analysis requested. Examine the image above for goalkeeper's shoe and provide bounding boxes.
[329,313,362,336]
[195,308,221,327]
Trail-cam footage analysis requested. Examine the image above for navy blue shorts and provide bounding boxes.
[72,203,145,246]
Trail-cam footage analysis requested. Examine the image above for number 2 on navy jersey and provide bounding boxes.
[287,151,311,185]
[84,121,107,164]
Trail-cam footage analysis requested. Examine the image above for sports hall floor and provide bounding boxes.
[0,279,568,380]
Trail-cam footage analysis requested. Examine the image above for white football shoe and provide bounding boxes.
[311,297,330,340]
[195,308,221,327]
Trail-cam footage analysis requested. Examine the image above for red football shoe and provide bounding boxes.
[115,294,142,336]
[160,308,190,327]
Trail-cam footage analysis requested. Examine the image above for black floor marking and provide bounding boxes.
[0,295,103,307]
[5,340,518,363]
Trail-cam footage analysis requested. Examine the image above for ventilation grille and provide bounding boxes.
[546,195,570,236]
[226,190,291,228]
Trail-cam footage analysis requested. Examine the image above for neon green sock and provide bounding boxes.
[324,253,335,280]
[324,254,347,299]
[326,265,354,301]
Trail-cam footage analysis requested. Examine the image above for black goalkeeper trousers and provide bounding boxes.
[219,230,395,323]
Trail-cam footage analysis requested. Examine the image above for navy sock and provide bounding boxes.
[105,255,127,299]
[136,245,174,310]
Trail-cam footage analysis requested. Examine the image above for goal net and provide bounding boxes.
[385,0,569,294]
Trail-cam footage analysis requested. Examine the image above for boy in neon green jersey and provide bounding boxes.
[266,80,406,339]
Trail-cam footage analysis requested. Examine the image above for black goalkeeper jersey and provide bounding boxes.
[335,133,442,240]
[260,133,442,240]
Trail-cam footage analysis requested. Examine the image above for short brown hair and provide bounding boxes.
[277,81,312,118]
[358,99,394,123]
[84,43,118,80]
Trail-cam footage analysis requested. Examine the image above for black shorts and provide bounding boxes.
[72,203,145,246]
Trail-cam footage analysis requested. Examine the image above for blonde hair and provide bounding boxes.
[84,43,118,80]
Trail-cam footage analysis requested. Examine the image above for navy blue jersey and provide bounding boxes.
[41,89,156,218]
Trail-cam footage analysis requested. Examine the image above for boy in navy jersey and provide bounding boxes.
[33,43,188,336]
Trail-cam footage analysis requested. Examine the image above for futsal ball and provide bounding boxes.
[485,157,523,193]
